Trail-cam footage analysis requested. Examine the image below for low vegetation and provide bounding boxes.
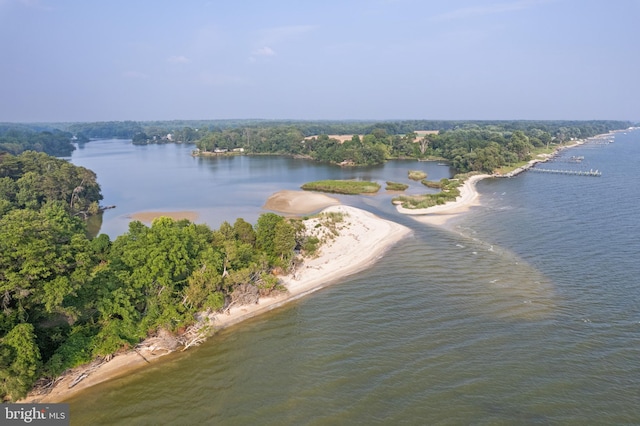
[393,177,463,209]
[301,180,381,195]
[385,181,409,191]
[421,180,443,188]
[408,170,427,180]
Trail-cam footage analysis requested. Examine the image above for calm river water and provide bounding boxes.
[68,132,640,425]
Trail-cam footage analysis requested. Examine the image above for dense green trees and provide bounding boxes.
[192,120,631,170]
[0,323,41,401]
[66,121,144,140]
[0,152,306,401]
[3,119,632,171]
[431,126,553,173]
[0,151,102,217]
[196,127,399,166]
[0,204,95,400]
[0,128,76,157]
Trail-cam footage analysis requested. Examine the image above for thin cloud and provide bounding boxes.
[431,0,548,21]
[249,24,316,62]
[248,46,276,63]
[168,55,190,64]
[252,46,276,57]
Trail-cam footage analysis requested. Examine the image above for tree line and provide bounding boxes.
[0,152,309,401]
[192,120,632,169]
[2,120,633,171]
[0,127,80,157]
[0,151,102,217]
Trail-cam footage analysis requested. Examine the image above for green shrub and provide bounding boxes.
[302,236,320,255]
[408,170,427,181]
[385,181,409,191]
[301,180,380,194]
[421,180,442,188]
[44,325,96,376]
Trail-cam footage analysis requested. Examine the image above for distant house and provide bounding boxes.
[232,147,245,152]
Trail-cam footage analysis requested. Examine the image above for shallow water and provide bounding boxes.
[68,131,640,424]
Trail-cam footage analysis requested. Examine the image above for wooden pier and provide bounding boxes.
[529,168,602,177]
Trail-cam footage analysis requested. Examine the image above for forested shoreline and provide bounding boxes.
[0,151,318,402]
[0,127,83,157]
[190,120,633,169]
[2,120,634,167]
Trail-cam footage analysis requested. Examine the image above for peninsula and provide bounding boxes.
[21,192,410,403]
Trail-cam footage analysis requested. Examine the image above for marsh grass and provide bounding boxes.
[301,180,381,194]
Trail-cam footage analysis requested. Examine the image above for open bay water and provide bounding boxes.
[67,131,640,424]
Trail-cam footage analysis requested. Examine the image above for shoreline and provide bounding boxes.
[395,131,617,226]
[396,174,491,226]
[21,199,410,403]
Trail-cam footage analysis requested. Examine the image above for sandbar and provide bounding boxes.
[263,190,340,214]
[128,211,199,223]
[22,205,410,403]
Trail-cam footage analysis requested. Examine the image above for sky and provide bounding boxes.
[0,0,638,122]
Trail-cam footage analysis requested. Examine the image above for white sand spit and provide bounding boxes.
[396,174,491,226]
[22,205,410,403]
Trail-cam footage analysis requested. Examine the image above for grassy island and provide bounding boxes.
[385,181,409,191]
[301,180,381,195]
[408,170,427,180]
[393,176,463,209]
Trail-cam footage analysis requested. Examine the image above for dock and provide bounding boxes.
[529,168,602,177]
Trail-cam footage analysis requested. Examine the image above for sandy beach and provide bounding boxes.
[128,210,200,223]
[22,193,410,403]
[396,174,491,226]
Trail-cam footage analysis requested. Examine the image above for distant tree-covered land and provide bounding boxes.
[0,151,316,402]
[190,120,632,169]
[0,126,78,157]
[66,121,145,140]
[1,119,634,170]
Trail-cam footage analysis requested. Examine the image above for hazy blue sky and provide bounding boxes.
[1,0,638,122]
